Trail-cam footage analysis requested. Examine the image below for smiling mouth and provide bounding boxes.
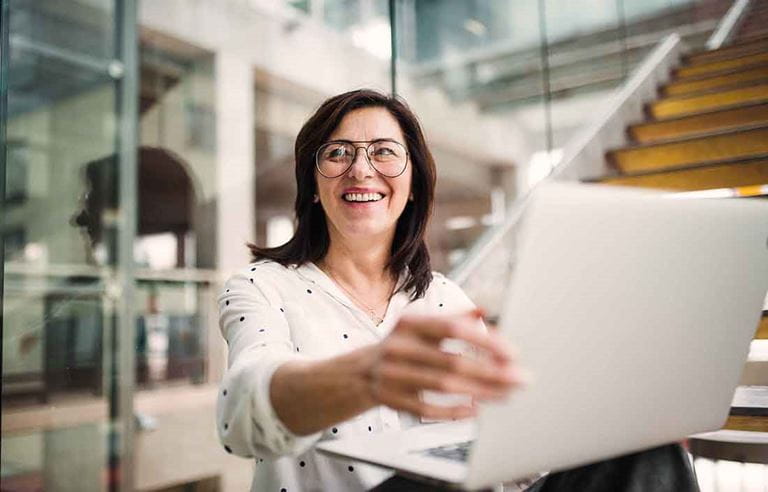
[342,192,385,203]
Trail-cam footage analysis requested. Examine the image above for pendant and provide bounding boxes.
[370,309,383,326]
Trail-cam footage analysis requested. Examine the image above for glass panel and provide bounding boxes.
[252,0,393,251]
[135,33,216,392]
[135,279,210,389]
[324,0,361,32]
[443,0,734,313]
[393,0,539,273]
[2,0,135,490]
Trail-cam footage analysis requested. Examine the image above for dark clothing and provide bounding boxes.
[371,443,698,492]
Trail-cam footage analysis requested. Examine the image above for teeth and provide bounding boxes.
[343,192,383,202]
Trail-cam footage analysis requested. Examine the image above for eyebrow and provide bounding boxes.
[324,138,403,145]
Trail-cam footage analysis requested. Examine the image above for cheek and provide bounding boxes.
[390,178,412,211]
[314,175,333,202]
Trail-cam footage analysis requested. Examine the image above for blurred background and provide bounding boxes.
[2,0,767,490]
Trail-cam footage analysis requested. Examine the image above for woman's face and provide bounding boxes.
[315,106,413,242]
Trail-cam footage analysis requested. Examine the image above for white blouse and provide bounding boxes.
[216,260,480,492]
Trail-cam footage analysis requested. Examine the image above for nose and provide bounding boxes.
[346,146,375,180]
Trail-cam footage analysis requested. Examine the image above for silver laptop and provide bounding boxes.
[317,183,768,490]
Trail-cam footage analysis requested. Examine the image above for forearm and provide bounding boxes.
[270,344,379,436]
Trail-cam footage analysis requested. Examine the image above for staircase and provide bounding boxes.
[586,8,768,439]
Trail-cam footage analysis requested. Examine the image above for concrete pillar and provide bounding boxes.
[215,52,255,274]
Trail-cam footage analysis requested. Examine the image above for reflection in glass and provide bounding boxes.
[3,0,131,489]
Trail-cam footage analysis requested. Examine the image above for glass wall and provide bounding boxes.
[2,0,136,490]
[137,31,217,389]
[394,0,730,281]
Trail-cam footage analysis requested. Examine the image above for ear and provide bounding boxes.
[408,192,414,201]
[313,194,320,203]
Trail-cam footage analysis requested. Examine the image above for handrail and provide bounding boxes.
[706,0,751,50]
[449,33,682,286]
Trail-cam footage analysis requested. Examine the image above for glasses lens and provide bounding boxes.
[317,142,354,177]
[368,140,407,177]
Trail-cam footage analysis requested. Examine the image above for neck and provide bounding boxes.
[321,227,395,288]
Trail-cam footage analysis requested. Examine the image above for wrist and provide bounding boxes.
[345,344,380,410]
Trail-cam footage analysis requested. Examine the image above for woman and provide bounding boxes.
[216,89,697,492]
[217,89,517,491]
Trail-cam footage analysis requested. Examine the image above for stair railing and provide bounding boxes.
[449,33,683,308]
[706,0,751,50]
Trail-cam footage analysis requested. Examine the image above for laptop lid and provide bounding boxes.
[465,183,768,489]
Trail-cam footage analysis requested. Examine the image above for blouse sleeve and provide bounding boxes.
[215,270,322,459]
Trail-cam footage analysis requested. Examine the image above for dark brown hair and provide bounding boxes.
[248,89,436,300]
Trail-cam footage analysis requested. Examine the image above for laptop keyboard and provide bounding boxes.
[420,440,474,462]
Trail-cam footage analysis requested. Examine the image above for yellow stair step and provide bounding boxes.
[686,38,768,65]
[609,125,768,172]
[630,102,768,143]
[650,82,768,119]
[725,385,768,432]
[662,65,768,96]
[724,415,768,432]
[594,156,768,191]
[756,312,768,339]
[676,51,768,78]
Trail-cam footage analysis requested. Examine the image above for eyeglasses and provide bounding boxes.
[315,139,409,178]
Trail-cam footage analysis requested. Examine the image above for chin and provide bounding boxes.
[342,219,395,238]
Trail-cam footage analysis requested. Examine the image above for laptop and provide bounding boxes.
[317,183,768,490]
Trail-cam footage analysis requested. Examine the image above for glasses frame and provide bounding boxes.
[315,139,410,178]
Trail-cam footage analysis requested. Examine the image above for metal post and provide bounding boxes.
[616,0,629,79]
[537,0,553,155]
[389,0,397,95]
[113,0,138,490]
[0,0,8,316]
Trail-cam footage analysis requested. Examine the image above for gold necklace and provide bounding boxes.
[322,264,395,326]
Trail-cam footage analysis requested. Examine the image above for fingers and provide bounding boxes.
[397,311,515,363]
[375,385,477,421]
[381,336,517,389]
[378,359,512,400]
[371,310,529,420]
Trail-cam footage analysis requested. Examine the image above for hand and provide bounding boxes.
[365,309,525,420]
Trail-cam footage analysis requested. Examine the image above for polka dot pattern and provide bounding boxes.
[217,266,475,490]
